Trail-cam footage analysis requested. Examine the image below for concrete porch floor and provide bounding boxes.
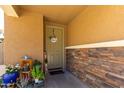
[45,71,89,88]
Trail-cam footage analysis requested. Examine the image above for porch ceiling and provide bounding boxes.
[20,5,87,25]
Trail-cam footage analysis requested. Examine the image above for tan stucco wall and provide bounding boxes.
[67,6,124,46]
[4,12,44,64]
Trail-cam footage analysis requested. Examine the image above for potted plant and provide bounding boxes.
[0,77,2,85]
[31,60,44,83]
[2,64,20,84]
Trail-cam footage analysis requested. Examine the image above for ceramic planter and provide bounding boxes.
[35,79,39,83]
[2,72,19,84]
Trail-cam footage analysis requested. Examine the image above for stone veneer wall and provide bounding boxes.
[66,47,124,88]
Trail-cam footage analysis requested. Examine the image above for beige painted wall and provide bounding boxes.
[67,6,124,46]
[4,12,43,64]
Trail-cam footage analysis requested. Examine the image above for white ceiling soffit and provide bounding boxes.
[0,5,20,18]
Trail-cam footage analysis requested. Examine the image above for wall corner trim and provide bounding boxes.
[65,40,124,49]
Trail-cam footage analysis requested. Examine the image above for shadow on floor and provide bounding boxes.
[45,71,89,88]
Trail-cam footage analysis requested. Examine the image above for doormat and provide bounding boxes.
[49,70,64,75]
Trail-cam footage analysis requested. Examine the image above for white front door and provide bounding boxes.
[46,26,64,70]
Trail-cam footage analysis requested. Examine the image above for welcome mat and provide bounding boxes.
[49,70,64,75]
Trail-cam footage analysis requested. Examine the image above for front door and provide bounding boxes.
[46,26,64,70]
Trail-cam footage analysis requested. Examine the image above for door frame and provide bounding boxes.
[45,25,65,71]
